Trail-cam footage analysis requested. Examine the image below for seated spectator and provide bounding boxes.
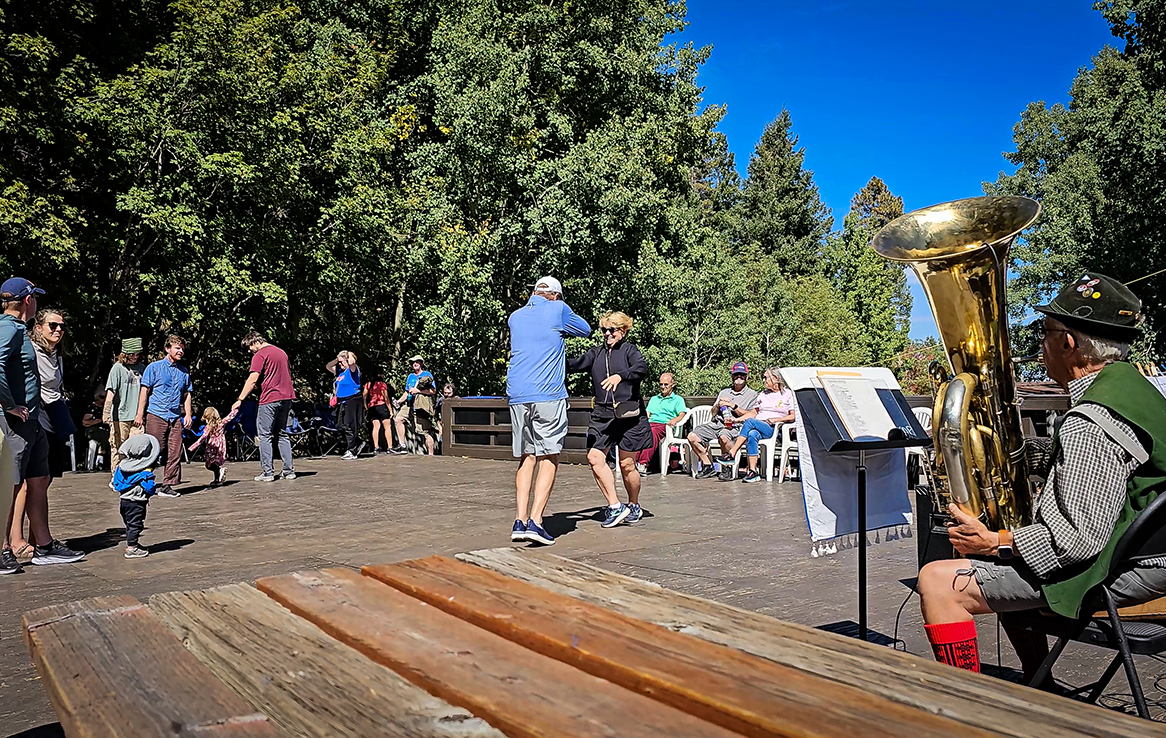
[721,367,795,482]
[687,362,758,480]
[435,382,458,442]
[634,372,687,474]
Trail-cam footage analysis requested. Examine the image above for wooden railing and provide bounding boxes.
[441,392,1072,463]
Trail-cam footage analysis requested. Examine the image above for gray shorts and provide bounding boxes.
[691,421,740,446]
[510,400,568,457]
[2,414,50,486]
[966,558,1166,613]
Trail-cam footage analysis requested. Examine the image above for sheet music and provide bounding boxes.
[818,375,896,441]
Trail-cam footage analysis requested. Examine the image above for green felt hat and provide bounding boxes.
[121,337,143,353]
[1034,272,1142,342]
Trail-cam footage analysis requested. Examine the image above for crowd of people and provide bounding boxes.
[504,276,799,546]
[0,276,460,573]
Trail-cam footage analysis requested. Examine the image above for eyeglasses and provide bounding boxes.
[48,322,66,331]
[1034,326,1070,337]
[601,327,620,334]
[659,382,674,387]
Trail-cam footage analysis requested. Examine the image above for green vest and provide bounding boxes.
[1042,362,1166,618]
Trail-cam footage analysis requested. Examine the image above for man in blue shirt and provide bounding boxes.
[135,334,193,495]
[506,276,591,546]
[392,355,436,455]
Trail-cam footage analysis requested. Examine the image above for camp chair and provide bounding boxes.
[227,400,260,462]
[1007,492,1166,719]
[284,406,314,458]
[310,402,346,457]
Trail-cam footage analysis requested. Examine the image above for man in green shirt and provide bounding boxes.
[634,372,688,474]
[104,337,146,485]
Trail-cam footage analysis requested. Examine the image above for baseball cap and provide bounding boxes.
[730,361,749,375]
[533,276,563,295]
[1,278,45,299]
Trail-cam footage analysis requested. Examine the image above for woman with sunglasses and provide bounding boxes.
[567,311,650,528]
[8,310,84,565]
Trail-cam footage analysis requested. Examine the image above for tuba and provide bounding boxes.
[870,196,1039,531]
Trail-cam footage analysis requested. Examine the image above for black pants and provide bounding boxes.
[338,394,363,453]
[120,499,148,546]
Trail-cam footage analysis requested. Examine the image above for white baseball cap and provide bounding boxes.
[533,276,563,295]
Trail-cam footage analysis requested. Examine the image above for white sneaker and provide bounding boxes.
[215,468,227,484]
[281,471,297,480]
[341,451,357,460]
[254,473,276,482]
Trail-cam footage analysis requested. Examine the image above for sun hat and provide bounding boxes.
[118,433,160,474]
[121,337,143,353]
[1034,272,1142,342]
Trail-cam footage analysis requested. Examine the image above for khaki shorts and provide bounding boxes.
[967,558,1166,613]
[691,421,740,446]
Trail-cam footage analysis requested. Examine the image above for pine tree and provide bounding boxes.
[824,177,912,366]
[740,110,832,276]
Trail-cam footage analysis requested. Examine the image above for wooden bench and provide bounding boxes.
[24,548,1163,737]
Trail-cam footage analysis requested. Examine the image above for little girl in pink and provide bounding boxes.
[188,406,237,485]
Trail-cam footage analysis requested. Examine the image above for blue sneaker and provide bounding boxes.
[524,519,556,546]
[625,503,643,524]
[511,519,527,542]
[601,503,631,528]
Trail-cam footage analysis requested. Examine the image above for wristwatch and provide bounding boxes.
[997,530,1014,560]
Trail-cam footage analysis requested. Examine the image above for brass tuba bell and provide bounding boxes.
[870,196,1040,530]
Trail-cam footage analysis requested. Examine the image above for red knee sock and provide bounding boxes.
[925,620,980,672]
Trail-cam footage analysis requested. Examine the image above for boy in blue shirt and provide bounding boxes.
[135,334,192,495]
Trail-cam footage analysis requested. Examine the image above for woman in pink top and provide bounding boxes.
[725,367,795,483]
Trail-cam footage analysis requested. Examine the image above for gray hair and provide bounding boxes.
[1069,327,1130,363]
[763,366,785,388]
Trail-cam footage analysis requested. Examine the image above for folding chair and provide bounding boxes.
[1007,492,1166,719]
[228,400,260,462]
[284,407,314,458]
[183,424,206,464]
[310,403,346,457]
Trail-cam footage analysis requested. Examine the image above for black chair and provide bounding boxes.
[285,408,314,458]
[310,403,346,457]
[1009,492,1166,719]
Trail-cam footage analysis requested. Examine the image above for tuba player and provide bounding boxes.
[918,272,1166,678]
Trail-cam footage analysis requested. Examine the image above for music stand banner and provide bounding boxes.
[781,367,917,544]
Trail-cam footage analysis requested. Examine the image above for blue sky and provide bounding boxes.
[679,1,1119,339]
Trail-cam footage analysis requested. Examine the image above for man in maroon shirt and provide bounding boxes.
[231,331,297,482]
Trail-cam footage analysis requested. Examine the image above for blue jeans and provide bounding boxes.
[739,418,775,457]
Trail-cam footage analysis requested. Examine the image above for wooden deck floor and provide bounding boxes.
[2,454,1164,734]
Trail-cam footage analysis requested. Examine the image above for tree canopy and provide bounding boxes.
[2,0,917,402]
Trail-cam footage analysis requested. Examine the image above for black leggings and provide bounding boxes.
[338,394,363,452]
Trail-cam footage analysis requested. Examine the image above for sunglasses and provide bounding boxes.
[601,327,621,334]
[48,322,66,331]
[659,382,674,387]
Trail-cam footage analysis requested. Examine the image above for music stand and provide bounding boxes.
[794,384,931,642]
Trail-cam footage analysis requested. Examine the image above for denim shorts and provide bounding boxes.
[966,558,1166,612]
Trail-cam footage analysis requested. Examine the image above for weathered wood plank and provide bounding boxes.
[23,595,275,738]
[457,548,1161,738]
[149,583,504,738]
[367,556,992,738]
[256,567,742,738]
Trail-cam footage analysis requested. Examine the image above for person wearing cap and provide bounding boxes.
[0,278,84,574]
[918,272,1166,678]
[112,432,161,558]
[104,337,146,485]
[506,276,591,545]
[686,362,759,480]
[392,355,436,454]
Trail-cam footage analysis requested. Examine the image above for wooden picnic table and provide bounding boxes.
[22,548,1164,737]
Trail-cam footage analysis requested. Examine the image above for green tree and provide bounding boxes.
[989,0,1166,353]
[823,177,912,366]
[739,109,832,276]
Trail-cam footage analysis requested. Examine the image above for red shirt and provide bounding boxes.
[367,381,388,407]
[249,344,296,404]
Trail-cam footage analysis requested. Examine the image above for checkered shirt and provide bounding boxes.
[1014,372,1166,578]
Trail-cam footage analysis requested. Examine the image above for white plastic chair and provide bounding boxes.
[660,405,711,477]
[756,422,785,481]
[908,405,933,486]
[777,422,798,483]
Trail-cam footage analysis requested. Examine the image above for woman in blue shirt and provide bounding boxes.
[326,351,363,459]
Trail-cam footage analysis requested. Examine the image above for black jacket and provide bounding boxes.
[567,339,648,406]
